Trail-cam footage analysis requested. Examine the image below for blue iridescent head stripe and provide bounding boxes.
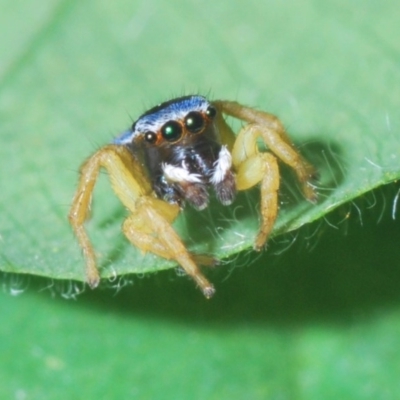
[113,95,210,145]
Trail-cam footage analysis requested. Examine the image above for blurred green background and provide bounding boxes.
[1,0,400,399]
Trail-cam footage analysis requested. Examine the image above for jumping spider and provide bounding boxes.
[69,95,316,298]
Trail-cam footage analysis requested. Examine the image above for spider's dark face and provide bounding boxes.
[113,95,236,210]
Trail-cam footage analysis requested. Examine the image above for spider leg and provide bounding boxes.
[231,125,280,250]
[122,197,215,298]
[214,100,317,201]
[69,145,150,288]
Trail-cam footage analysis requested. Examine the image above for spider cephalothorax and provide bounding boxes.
[69,94,316,298]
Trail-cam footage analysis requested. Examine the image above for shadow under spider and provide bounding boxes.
[24,184,400,328]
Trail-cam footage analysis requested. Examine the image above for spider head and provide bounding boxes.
[115,95,236,209]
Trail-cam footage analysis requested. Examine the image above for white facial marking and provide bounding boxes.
[211,146,232,185]
[162,163,202,184]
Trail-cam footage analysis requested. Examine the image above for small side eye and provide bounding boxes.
[144,131,157,144]
[161,120,183,142]
[185,112,204,133]
[206,105,217,119]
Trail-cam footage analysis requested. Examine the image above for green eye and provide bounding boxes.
[161,120,183,142]
[206,105,217,119]
[185,112,205,133]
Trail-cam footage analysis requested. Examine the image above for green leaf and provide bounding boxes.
[1,0,399,286]
[1,194,400,399]
[2,2,400,399]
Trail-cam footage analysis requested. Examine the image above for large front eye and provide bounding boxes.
[185,111,204,133]
[161,120,183,142]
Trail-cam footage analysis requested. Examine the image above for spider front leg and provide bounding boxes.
[214,100,317,250]
[69,144,215,297]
